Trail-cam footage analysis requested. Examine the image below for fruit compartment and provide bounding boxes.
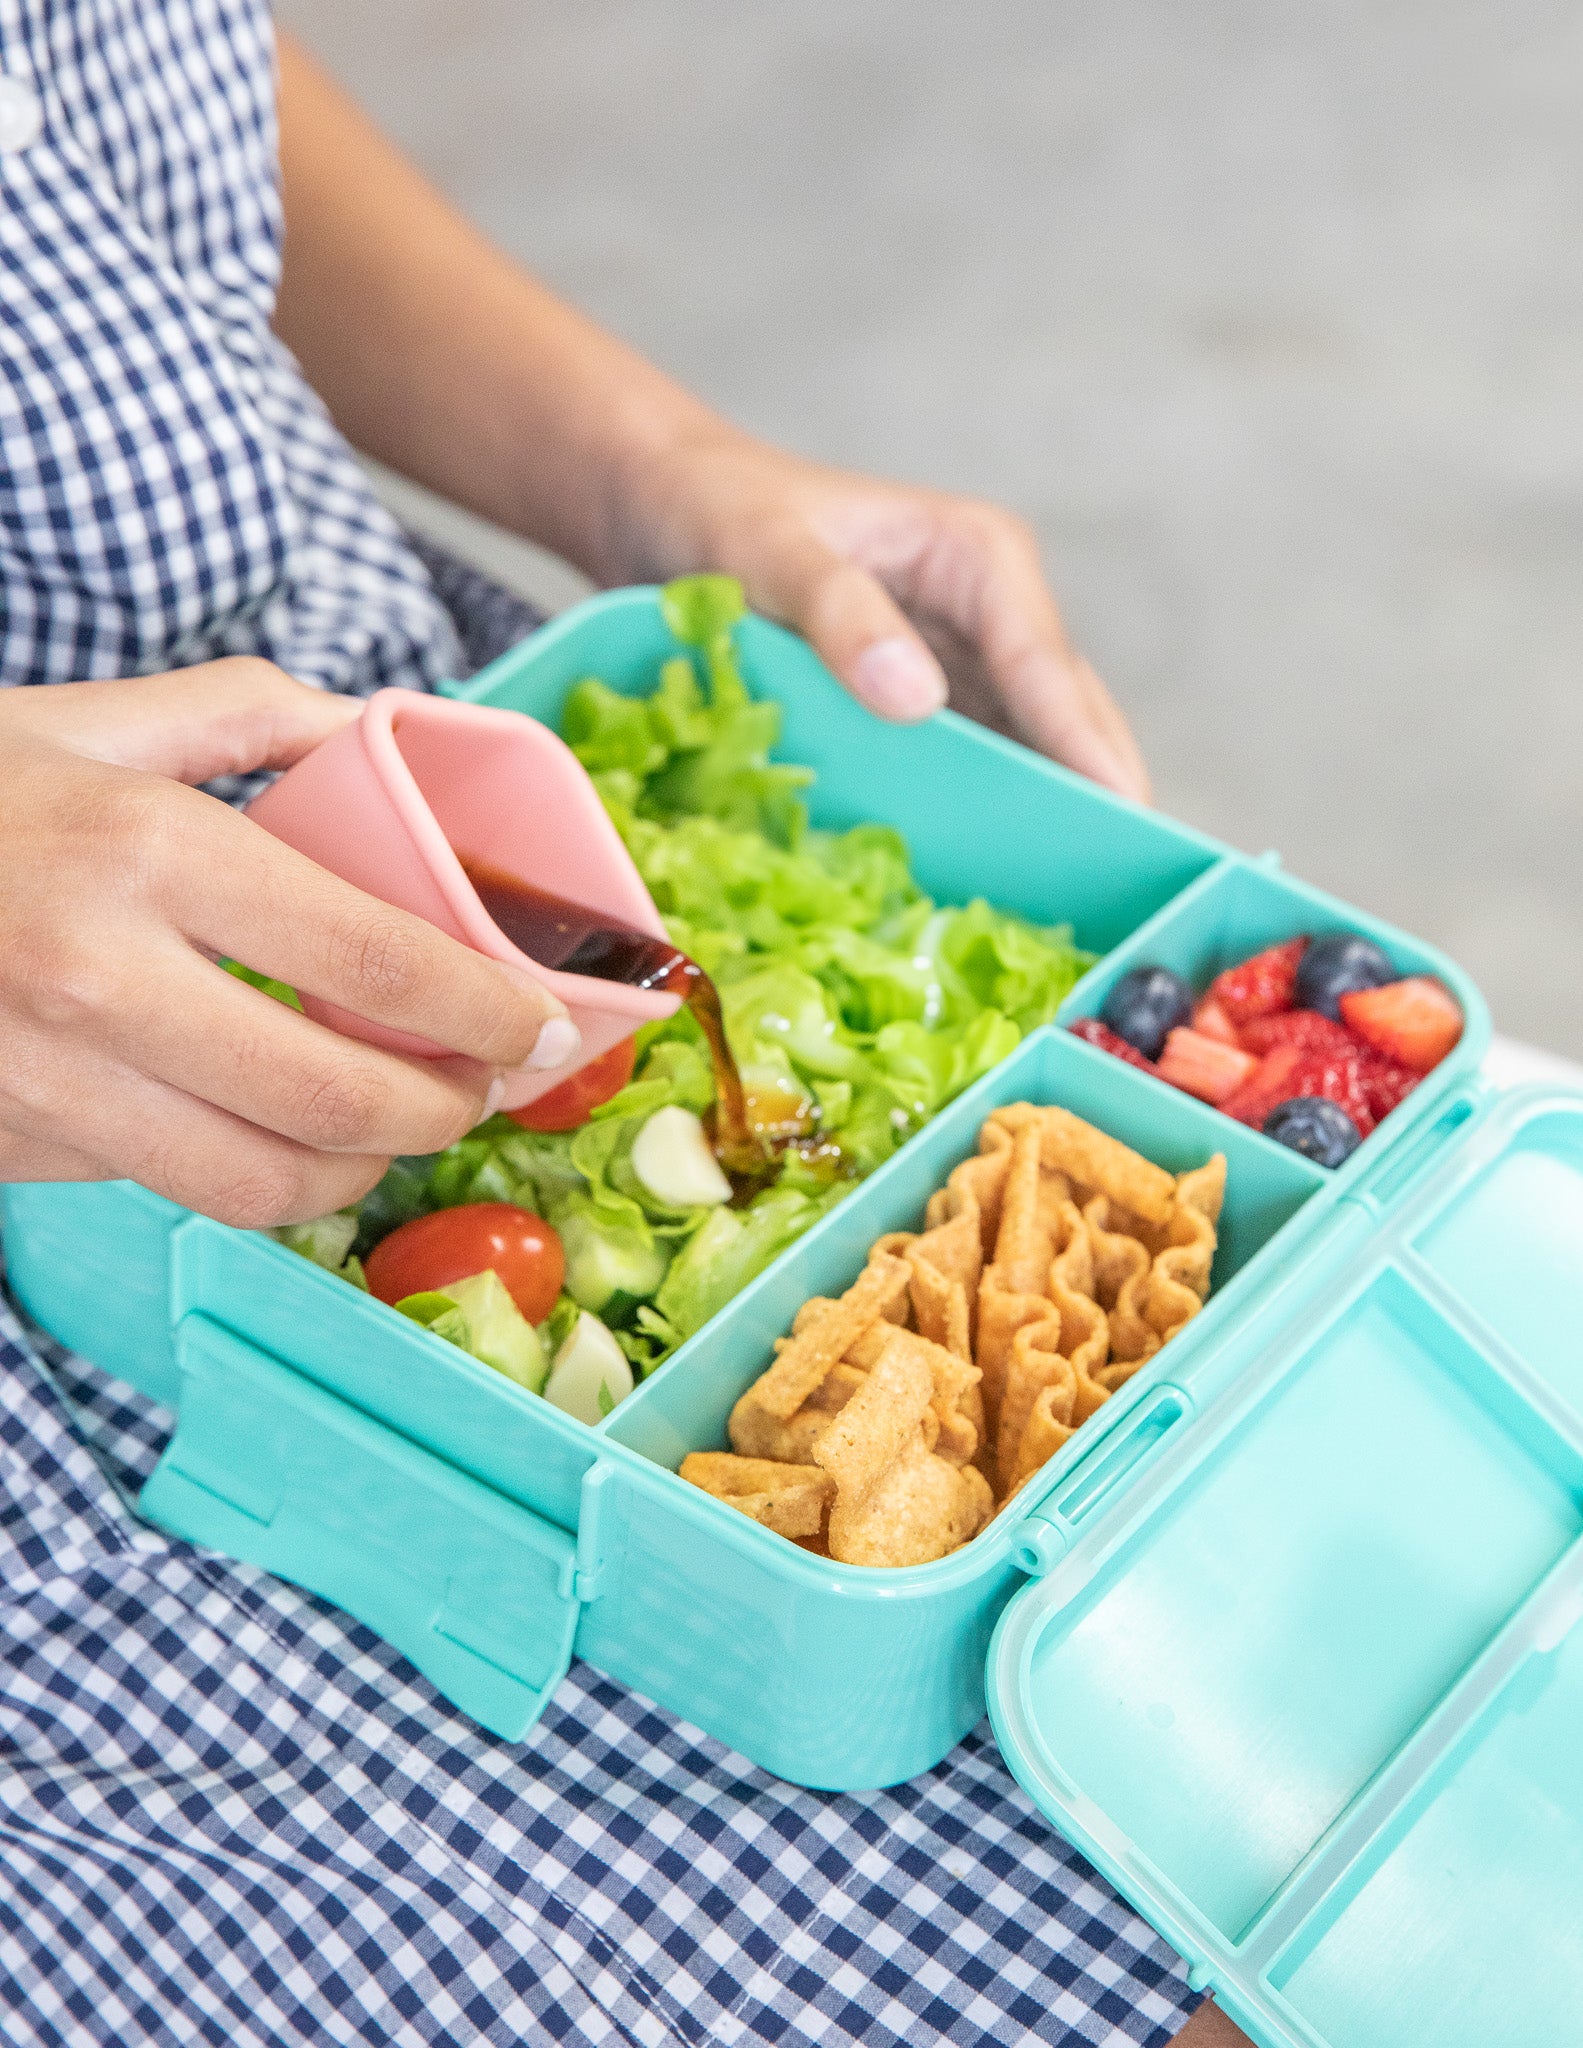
[996,1259,1583,1946]
[602,1023,1329,1519]
[1054,854,1490,1174]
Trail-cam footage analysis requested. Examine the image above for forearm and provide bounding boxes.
[272,34,724,580]
[270,35,1146,795]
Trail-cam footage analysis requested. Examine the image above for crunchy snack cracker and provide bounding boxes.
[680,1453,835,1540]
[816,1331,992,1566]
[728,1358,867,1462]
[907,1251,972,1363]
[989,1103,1178,1224]
[1005,1387,1078,1497]
[748,1252,910,1421]
[889,1325,984,1469]
[976,1122,1064,1444]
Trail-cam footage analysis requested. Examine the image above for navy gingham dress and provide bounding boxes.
[0,4,1199,2041]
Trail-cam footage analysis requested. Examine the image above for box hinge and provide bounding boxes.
[574,1460,616,1603]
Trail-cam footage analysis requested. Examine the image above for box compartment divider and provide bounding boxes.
[1237,1533,1583,1979]
[1054,851,1245,1019]
[1389,1247,1583,1461]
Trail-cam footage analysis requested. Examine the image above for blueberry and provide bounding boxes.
[1293,932,1395,1021]
[1099,965,1195,1061]
[1262,1096,1362,1168]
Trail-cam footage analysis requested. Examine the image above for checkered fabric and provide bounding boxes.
[0,1271,1199,2048]
[0,0,463,696]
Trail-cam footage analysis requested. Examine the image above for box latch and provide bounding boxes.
[141,1313,582,1741]
[1010,1382,1195,1576]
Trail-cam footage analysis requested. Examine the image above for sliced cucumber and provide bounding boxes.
[393,1269,547,1393]
[630,1105,732,1209]
[559,1207,669,1312]
[440,1270,548,1391]
[543,1311,634,1425]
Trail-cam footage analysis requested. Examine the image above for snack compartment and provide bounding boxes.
[573,1020,1331,1785]
[989,1259,1583,1948]
[603,1022,1330,1477]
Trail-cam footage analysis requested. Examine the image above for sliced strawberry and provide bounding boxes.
[1220,1044,1304,1127]
[1156,1027,1258,1105]
[1357,1047,1420,1124]
[1285,1044,1376,1137]
[1208,938,1308,1026]
[1340,977,1463,1074]
[1190,996,1242,1047]
[1068,1016,1156,1073]
[1238,1009,1356,1059]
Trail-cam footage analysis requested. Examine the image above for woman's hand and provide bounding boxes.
[614,429,1151,801]
[0,663,576,1226]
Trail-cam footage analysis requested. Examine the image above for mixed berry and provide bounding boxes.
[1072,937,1463,1167]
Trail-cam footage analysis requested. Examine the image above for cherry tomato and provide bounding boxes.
[365,1204,563,1324]
[507,1036,637,1132]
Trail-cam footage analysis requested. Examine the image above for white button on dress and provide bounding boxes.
[0,73,44,153]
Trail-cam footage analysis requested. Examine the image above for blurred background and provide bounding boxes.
[283,1,1583,1056]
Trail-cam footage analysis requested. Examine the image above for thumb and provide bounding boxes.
[739,532,950,723]
[11,659,362,785]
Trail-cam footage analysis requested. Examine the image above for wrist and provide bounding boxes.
[591,412,757,587]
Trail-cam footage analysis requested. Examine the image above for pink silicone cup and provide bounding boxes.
[245,689,680,1110]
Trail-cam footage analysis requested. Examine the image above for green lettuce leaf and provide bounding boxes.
[394,1270,548,1391]
[649,1186,837,1345]
[567,575,811,845]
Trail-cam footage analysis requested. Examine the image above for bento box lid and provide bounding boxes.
[984,1079,1583,2048]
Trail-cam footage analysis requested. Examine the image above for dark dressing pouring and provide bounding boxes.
[461,859,769,1175]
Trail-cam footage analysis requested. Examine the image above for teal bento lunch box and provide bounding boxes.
[9,589,1579,2048]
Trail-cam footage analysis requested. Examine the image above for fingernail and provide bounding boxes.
[483,1076,507,1119]
[852,637,949,721]
[526,1015,583,1071]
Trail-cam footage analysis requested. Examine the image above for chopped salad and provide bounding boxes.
[271,577,1095,1414]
